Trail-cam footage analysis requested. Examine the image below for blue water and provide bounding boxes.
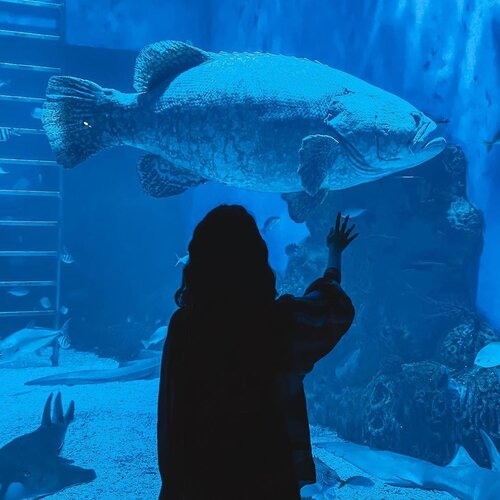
[1,1,499,499]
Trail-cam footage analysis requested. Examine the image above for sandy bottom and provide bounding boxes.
[0,350,454,499]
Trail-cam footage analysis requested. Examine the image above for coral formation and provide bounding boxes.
[282,146,500,465]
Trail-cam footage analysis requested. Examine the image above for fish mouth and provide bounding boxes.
[410,121,446,153]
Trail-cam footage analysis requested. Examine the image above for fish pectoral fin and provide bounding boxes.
[137,154,207,198]
[299,134,339,196]
[133,40,210,92]
[282,189,329,223]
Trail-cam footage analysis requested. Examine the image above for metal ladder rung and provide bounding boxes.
[0,220,58,227]
[0,62,60,73]
[0,280,56,287]
[0,250,58,257]
[0,310,56,318]
[0,0,62,8]
[0,29,60,41]
[0,158,58,167]
[0,189,60,197]
[0,127,45,135]
[0,94,45,103]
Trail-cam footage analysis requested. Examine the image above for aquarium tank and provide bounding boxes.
[0,0,499,498]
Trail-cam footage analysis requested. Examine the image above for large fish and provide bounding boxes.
[0,320,70,367]
[0,393,96,499]
[315,431,500,500]
[42,41,446,221]
[26,350,161,386]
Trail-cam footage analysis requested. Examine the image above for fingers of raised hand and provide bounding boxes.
[335,212,341,233]
[347,232,359,244]
[345,223,356,238]
[341,214,350,233]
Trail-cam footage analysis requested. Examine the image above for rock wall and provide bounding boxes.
[280,146,500,465]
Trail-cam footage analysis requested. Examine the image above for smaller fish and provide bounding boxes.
[483,130,500,152]
[474,341,500,368]
[175,253,189,266]
[402,260,447,271]
[40,297,52,309]
[61,246,75,264]
[261,216,281,233]
[0,127,20,142]
[31,107,43,119]
[341,208,367,219]
[0,79,9,90]
[13,177,31,190]
[141,325,167,349]
[60,305,69,315]
[395,174,423,180]
[0,166,9,174]
[8,286,30,297]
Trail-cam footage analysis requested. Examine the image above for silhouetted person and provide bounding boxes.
[158,206,357,499]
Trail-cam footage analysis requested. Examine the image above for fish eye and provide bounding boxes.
[411,113,421,126]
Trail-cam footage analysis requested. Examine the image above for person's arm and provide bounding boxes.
[278,212,358,373]
[326,211,358,281]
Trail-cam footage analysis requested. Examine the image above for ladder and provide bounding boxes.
[0,0,65,330]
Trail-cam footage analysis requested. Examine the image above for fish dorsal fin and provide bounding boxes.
[41,393,53,426]
[480,430,500,471]
[447,446,478,467]
[133,40,210,93]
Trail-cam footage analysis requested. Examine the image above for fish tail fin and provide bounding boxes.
[65,399,75,424]
[43,76,116,168]
[141,340,149,349]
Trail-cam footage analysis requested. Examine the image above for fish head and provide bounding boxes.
[3,457,95,499]
[325,92,446,184]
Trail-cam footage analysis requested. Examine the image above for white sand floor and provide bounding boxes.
[0,349,455,499]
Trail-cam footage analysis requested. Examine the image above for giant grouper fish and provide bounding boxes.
[42,40,446,222]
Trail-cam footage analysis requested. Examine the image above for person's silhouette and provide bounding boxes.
[157,205,357,499]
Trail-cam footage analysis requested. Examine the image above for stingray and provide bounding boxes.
[0,393,96,499]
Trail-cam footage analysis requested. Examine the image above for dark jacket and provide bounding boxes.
[158,267,354,499]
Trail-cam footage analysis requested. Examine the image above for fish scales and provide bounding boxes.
[42,41,445,219]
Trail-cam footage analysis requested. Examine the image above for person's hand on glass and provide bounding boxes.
[327,212,358,252]
[327,212,358,272]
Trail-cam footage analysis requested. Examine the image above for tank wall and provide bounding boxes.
[63,0,500,325]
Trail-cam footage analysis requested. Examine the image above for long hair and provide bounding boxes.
[175,205,277,309]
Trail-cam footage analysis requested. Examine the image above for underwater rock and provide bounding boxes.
[438,316,497,370]
[446,197,482,232]
[453,368,500,468]
[281,145,499,464]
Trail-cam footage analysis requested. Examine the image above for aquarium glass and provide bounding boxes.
[1,1,499,499]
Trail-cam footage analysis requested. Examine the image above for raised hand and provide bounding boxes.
[327,212,358,253]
